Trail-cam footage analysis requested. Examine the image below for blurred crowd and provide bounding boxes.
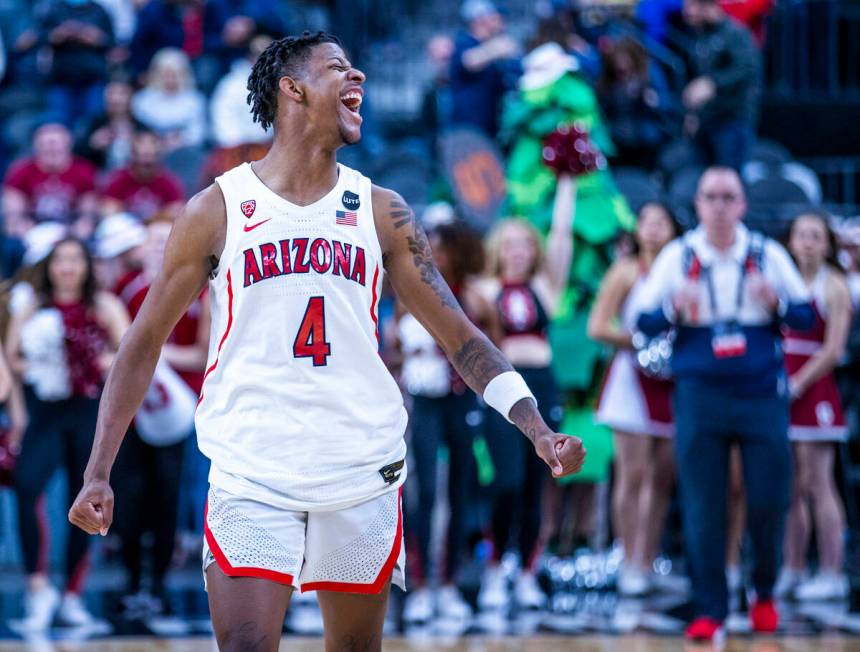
[1,0,860,638]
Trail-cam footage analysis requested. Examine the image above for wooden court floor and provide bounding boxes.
[2,636,860,651]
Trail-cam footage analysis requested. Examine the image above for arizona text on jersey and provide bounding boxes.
[195,162,408,512]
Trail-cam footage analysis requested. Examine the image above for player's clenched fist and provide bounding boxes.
[68,479,114,537]
[534,433,586,478]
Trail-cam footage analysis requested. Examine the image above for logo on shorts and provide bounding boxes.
[241,200,256,218]
[341,190,360,211]
[379,459,404,485]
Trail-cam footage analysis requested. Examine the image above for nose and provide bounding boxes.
[350,67,366,85]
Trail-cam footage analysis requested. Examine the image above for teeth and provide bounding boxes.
[340,92,362,103]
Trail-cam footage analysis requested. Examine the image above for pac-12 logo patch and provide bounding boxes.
[341,190,360,210]
[240,200,256,218]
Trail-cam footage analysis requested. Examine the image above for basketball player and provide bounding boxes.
[68,32,585,651]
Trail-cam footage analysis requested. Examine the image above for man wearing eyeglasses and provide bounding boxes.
[633,166,814,643]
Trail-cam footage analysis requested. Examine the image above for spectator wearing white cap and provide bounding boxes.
[450,0,521,137]
[93,212,146,293]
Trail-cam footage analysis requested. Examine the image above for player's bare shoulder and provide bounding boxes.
[171,183,229,270]
[370,184,415,260]
[370,184,460,312]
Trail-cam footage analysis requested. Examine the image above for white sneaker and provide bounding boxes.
[795,571,849,601]
[617,567,650,597]
[726,565,743,593]
[57,593,95,627]
[514,572,546,609]
[774,568,804,598]
[403,587,434,623]
[436,585,472,619]
[478,565,509,610]
[20,584,60,631]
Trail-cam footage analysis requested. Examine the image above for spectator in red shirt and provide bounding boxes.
[2,123,98,239]
[101,130,185,222]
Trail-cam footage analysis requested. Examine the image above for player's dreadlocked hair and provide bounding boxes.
[247,31,342,132]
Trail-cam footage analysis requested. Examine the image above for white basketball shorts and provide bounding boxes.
[201,485,405,594]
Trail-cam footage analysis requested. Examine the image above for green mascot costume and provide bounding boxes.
[500,42,636,484]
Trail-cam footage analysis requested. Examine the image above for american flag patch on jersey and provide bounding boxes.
[336,210,357,226]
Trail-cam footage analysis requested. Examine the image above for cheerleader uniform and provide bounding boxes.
[783,269,848,442]
[15,299,109,593]
[596,272,674,437]
[486,281,562,567]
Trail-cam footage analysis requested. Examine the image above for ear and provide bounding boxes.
[278,75,304,104]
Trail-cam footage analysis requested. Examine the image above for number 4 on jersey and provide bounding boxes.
[293,296,331,366]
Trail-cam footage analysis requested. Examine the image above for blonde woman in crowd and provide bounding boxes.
[132,47,207,151]
[589,201,680,596]
[777,211,852,601]
[477,174,575,610]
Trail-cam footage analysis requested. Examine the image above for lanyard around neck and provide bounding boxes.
[703,257,749,320]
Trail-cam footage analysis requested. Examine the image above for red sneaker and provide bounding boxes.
[685,616,725,643]
[750,599,779,633]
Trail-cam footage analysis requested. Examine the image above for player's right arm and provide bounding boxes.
[69,184,226,536]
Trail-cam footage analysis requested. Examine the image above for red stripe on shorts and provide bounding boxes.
[203,498,295,586]
[300,487,403,594]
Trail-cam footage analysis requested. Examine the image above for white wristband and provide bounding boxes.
[483,371,537,424]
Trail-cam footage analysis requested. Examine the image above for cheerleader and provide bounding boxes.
[5,237,128,630]
[477,174,575,610]
[589,202,680,596]
[777,211,852,600]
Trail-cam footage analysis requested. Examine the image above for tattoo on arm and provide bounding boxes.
[388,199,412,229]
[509,397,547,444]
[452,338,549,443]
[386,196,459,310]
[451,336,512,391]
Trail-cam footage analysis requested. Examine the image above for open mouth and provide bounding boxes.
[340,90,363,113]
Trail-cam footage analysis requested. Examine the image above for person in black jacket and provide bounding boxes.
[681,0,761,172]
[597,36,676,170]
[35,0,115,130]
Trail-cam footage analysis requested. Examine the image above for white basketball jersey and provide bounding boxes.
[196,162,408,511]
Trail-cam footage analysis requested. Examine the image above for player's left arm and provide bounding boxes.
[373,186,585,478]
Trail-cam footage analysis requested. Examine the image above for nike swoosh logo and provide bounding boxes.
[243,218,272,232]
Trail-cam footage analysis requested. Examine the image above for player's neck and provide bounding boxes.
[253,135,339,206]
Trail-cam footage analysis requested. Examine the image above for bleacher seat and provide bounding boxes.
[163,146,209,196]
[612,167,661,213]
[747,177,811,206]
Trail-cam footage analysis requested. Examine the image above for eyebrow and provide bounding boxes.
[328,57,350,67]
